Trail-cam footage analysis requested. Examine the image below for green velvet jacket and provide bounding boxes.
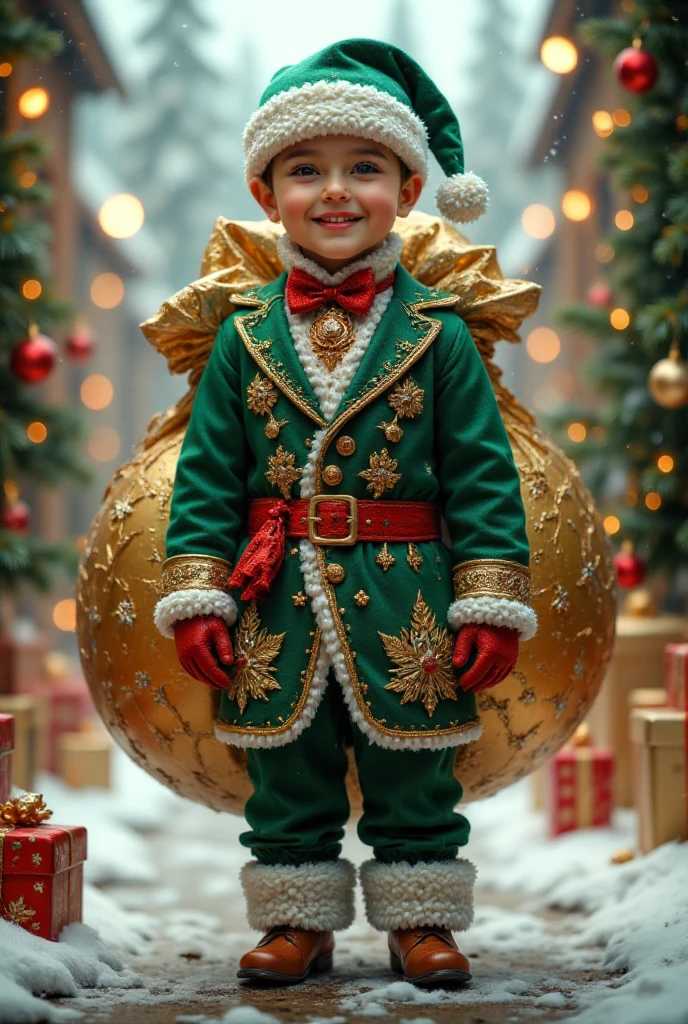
[154,263,536,751]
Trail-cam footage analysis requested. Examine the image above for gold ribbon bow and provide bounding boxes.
[0,793,53,908]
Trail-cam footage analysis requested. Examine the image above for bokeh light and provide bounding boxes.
[0,62,12,77]
[90,272,125,309]
[81,374,114,411]
[562,190,592,221]
[22,279,42,299]
[526,327,561,363]
[521,204,555,239]
[567,422,587,443]
[645,492,661,510]
[592,111,614,138]
[603,515,621,535]
[27,421,47,443]
[613,109,631,127]
[18,87,49,118]
[595,243,615,263]
[615,210,634,231]
[88,425,121,462]
[98,194,144,239]
[53,598,77,632]
[541,37,578,74]
[19,170,37,188]
[631,185,649,204]
[610,308,630,330]
[657,455,674,473]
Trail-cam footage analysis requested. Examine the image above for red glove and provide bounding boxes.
[453,623,519,692]
[173,615,234,690]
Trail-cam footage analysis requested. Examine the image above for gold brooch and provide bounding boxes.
[246,374,289,439]
[309,305,356,371]
[378,376,424,442]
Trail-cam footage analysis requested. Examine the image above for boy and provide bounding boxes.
[154,38,537,988]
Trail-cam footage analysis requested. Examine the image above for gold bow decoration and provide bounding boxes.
[0,793,53,911]
[0,793,53,827]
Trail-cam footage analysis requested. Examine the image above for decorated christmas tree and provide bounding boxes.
[0,1,91,597]
[545,1,688,578]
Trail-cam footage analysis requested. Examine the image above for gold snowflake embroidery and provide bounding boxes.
[247,374,288,438]
[359,448,401,499]
[4,896,36,924]
[265,445,302,499]
[379,591,457,718]
[375,543,396,572]
[228,602,285,714]
[406,543,423,572]
[379,377,424,441]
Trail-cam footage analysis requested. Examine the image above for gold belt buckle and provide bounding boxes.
[307,494,358,546]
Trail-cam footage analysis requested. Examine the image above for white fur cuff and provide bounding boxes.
[154,588,238,639]
[359,858,476,931]
[448,596,538,641]
[240,859,356,932]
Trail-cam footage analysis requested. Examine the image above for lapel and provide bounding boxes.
[328,264,459,429]
[231,273,327,428]
[231,264,459,433]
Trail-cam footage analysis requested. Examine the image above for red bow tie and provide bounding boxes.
[286,265,395,317]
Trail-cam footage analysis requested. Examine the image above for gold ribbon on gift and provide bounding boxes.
[0,793,53,907]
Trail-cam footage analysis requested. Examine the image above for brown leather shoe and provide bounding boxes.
[389,927,472,987]
[237,925,334,985]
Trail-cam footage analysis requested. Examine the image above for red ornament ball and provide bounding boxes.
[613,547,646,588]
[66,325,96,363]
[613,47,658,94]
[1,500,31,535]
[10,331,58,384]
[586,281,614,307]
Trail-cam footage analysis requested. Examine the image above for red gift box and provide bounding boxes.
[0,630,47,694]
[0,810,87,940]
[0,715,13,804]
[665,643,688,710]
[546,745,615,837]
[20,676,94,774]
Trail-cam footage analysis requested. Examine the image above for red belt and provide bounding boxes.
[229,496,440,602]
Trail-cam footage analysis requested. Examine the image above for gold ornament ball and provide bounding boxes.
[76,213,617,811]
[648,353,688,409]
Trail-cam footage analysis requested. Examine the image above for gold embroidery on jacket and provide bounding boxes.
[265,445,302,499]
[379,591,457,718]
[228,602,285,713]
[378,376,424,442]
[359,448,401,499]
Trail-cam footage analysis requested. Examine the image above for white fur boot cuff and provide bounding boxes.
[359,857,476,932]
[240,859,356,932]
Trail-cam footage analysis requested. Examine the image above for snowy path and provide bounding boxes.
[2,751,687,1023]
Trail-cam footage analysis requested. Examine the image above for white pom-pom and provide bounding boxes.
[435,171,489,224]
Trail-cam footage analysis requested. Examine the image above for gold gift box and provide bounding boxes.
[57,730,112,789]
[630,707,687,854]
[0,695,44,791]
[586,615,687,807]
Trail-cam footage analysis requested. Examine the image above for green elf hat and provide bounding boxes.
[243,37,488,224]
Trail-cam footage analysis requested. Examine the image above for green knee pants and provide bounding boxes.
[239,674,470,865]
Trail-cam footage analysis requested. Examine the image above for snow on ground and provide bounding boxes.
[1,749,687,1023]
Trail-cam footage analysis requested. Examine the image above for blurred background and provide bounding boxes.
[1,0,687,660]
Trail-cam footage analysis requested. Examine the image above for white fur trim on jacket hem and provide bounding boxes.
[447,596,538,641]
[154,589,238,639]
[240,859,356,931]
[436,171,489,224]
[359,858,476,931]
[244,80,429,183]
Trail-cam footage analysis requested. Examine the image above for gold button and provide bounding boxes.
[326,563,346,584]
[336,436,356,457]
[323,464,343,486]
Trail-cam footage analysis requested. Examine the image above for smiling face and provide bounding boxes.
[249,135,423,273]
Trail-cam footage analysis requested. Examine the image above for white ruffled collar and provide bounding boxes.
[277,230,403,286]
